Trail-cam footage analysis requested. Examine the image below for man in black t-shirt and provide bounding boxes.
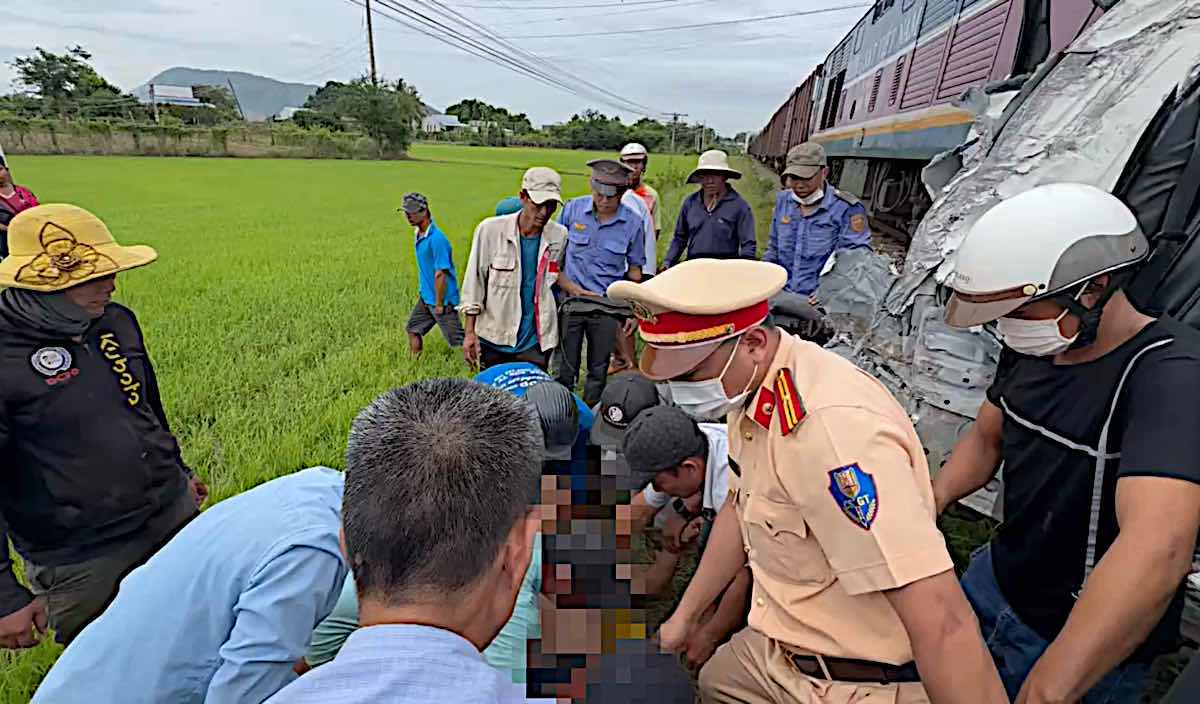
[937,183,1200,704]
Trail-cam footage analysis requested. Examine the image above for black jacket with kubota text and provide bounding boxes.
[0,302,191,617]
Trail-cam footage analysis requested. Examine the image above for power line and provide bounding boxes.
[487,0,716,27]
[442,0,688,8]
[403,0,665,115]
[509,3,868,39]
[345,0,665,117]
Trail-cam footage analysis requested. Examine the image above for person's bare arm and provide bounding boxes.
[932,400,1004,514]
[629,491,659,530]
[1016,477,1200,703]
[885,569,1007,704]
[658,500,743,650]
[684,566,751,670]
[433,270,447,313]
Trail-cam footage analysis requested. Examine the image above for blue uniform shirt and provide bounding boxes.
[33,468,348,704]
[764,188,872,296]
[473,362,594,451]
[558,196,645,295]
[415,221,460,306]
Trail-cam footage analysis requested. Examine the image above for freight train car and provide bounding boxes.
[750,0,1106,240]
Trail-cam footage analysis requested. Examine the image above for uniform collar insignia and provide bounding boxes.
[750,386,775,430]
[774,368,806,436]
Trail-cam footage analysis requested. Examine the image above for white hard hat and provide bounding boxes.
[945,183,1148,328]
[620,143,648,158]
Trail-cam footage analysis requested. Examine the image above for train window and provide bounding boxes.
[872,0,896,23]
[854,25,865,54]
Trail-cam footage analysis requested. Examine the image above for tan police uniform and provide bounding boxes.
[608,259,955,704]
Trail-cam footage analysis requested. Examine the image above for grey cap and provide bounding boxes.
[525,381,579,461]
[782,142,827,180]
[587,158,634,188]
[590,372,661,448]
[621,405,706,488]
[401,192,429,214]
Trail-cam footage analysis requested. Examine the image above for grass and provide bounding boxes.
[0,145,1019,701]
[0,144,775,701]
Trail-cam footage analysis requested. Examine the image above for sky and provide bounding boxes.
[0,0,867,135]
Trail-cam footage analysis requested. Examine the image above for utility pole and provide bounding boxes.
[226,79,246,120]
[666,112,689,154]
[149,83,159,123]
[366,0,378,85]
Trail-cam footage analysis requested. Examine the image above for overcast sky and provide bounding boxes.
[0,0,865,135]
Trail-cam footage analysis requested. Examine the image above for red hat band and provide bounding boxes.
[638,301,769,348]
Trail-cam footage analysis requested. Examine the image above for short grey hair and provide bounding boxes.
[343,379,543,603]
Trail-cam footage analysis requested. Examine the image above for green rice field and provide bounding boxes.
[0,144,781,701]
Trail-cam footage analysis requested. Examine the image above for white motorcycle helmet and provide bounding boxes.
[945,183,1149,330]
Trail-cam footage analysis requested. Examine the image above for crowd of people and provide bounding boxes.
[0,141,1197,704]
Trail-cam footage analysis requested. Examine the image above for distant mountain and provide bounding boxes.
[134,68,320,121]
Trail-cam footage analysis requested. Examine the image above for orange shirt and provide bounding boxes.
[632,183,661,233]
[727,333,953,665]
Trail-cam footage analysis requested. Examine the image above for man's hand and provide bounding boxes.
[622,318,637,338]
[661,510,689,553]
[463,331,481,368]
[433,304,445,316]
[189,476,209,508]
[679,517,703,548]
[683,627,719,672]
[657,612,694,653]
[1016,660,1071,704]
[0,597,47,650]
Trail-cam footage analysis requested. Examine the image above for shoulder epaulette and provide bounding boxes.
[833,188,861,206]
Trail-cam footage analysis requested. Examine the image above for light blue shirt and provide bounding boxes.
[558,196,645,295]
[268,624,525,704]
[304,535,542,683]
[764,188,872,295]
[33,468,348,704]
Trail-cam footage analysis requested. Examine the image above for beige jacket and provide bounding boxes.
[459,214,567,351]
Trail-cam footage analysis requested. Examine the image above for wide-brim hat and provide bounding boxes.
[687,149,741,184]
[0,204,157,292]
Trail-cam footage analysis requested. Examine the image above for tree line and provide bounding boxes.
[0,46,732,156]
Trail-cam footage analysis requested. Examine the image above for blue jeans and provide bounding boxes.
[961,545,1149,703]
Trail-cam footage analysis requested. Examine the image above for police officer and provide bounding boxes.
[608,259,1005,704]
[764,142,871,296]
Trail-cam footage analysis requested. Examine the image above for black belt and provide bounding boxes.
[791,654,920,684]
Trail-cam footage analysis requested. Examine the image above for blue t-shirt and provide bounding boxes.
[414,221,460,307]
[485,235,540,354]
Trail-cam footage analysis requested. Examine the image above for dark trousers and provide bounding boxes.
[25,490,197,645]
[962,545,1149,703]
[480,343,551,371]
[555,312,621,407]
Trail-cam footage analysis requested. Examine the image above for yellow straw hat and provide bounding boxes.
[0,204,157,292]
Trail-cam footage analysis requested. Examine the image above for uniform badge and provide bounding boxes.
[773,369,806,436]
[574,222,587,231]
[780,216,791,225]
[850,213,868,233]
[630,301,658,324]
[751,386,776,429]
[828,463,879,531]
[31,347,72,377]
[605,405,625,425]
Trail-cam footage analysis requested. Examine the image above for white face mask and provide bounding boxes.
[996,309,1077,357]
[791,186,824,207]
[665,338,758,420]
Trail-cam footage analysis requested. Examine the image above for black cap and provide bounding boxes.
[621,406,706,488]
[589,372,660,448]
